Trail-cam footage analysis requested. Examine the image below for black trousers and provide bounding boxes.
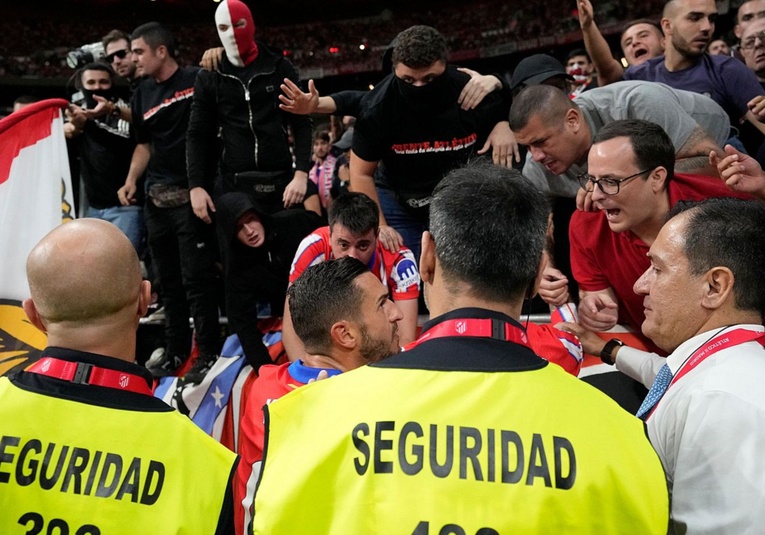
[145,201,221,357]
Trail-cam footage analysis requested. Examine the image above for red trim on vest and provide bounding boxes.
[26,356,154,396]
[406,318,529,350]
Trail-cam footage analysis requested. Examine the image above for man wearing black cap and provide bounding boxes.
[509,53,575,97]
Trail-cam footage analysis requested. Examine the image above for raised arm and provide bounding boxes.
[279,78,338,115]
[578,0,624,86]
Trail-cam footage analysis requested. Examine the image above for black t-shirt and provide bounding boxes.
[76,112,137,208]
[352,66,508,205]
[131,66,199,188]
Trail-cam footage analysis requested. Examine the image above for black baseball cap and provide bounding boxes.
[510,54,573,92]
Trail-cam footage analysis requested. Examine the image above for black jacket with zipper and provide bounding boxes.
[186,43,312,191]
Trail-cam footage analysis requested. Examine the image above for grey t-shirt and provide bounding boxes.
[522,81,730,198]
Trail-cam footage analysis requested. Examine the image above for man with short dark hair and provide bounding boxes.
[0,219,237,534]
[349,25,510,260]
[510,82,728,198]
[577,0,665,85]
[735,0,765,40]
[283,192,420,357]
[102,29,137,85]
[569,120,753,355]
[118,22,221,381]
[615,198,765,533]
[251,161,669,533]
[234,256,402,535]
[308,130,336,210]
[64,63,141,251]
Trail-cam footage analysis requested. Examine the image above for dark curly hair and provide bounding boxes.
[390,25,448,69]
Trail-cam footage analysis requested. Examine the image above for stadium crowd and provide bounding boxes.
[0,0,665,78]
[4,0,765,533]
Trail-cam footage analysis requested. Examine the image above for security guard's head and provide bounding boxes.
[23,219,151,361]
[421,161,548,316]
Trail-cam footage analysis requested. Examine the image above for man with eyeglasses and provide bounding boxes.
[739,21,765,91]
[567,119,753,355]
[737,20,765,166]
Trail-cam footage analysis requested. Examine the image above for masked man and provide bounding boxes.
[186,0,313,221]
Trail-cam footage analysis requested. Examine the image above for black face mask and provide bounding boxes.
[81,86,117,110]
[394,71,451,114]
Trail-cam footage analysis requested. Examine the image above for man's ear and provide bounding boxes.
[702,267,735,311]
[420,231,436,284]
[565,108,582,134]
[138,280,152,319]
[650,166,668,193]
[329,320,357,350]
[22,298,47,334]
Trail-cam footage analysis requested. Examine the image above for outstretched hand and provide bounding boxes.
[710,144,765,199]
[279,78,319,115]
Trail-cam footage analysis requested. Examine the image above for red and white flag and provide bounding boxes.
[0,99,73,376]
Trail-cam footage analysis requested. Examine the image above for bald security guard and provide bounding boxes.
[0,220,237,534]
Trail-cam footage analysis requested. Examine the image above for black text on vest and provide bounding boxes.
[0,436,165,505]
[351,422,576,489]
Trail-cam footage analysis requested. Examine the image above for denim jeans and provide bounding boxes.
[85,205,145,253]
[376,187,427,263]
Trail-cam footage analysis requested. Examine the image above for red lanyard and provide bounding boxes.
[645,328,765,420]
[26,356,154,396]
[669,328,765,388]
[406,318,529,350]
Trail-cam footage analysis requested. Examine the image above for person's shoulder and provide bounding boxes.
[359,75,397,115]
[624,55,664,80]
[705,53,739,68]
[181,65,202,78]
[445,64,470,87]
[671,172,751,200]
[570,209,605,238]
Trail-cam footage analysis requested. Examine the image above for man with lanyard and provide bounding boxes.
[250,162,669,534]
[612,197,765,533]
[118,22,221,381]
[0,220,236,534]
[235,257,402,535]
[283,192,420,356]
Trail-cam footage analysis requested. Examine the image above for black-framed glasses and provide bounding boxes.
[741,31,765,50]
[105,49,129,63]
[578,168,652,195]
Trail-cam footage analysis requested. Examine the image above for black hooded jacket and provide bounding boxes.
[216,192,321,368]
[187,44,313,191]
[217,192,321,301]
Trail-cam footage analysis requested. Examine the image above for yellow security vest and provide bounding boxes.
[254,362,669,534]
[0,378,237,535]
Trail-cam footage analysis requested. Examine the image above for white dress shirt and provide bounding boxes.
[621,324,765,534]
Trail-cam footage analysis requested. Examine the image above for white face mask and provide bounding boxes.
[215,0,258,67]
